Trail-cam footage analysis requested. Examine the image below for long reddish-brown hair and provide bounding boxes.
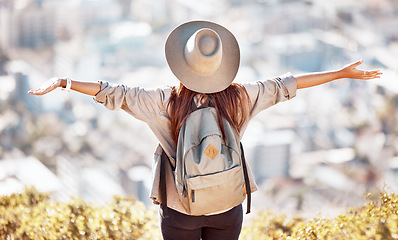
[167,82,252,144]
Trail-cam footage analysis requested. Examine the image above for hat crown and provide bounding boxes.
[165,20,240,93]
[198,34,218,56]
[184,28,222,75]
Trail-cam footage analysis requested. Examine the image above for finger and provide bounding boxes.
[29,87,50,95]
[29,89,46,95]
[367,70,382,75]
[350,59,363,68]
[361,71,382,80]
[364,70,382,77]
[363,74,381,78]
[363,76,381,80]
[360,69,381,75]
[28,89,42,95]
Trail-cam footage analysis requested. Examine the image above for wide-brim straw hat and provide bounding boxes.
[165,20,240,93]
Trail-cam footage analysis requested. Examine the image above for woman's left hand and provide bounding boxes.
[339,60,382,80]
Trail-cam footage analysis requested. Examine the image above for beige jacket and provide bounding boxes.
[93,73,297,214]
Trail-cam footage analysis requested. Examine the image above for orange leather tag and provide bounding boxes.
[204,144,219,159]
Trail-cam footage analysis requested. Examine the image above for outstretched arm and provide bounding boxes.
[295,60,382,89]
[28,78,101,96]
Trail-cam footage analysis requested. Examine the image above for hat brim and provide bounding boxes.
[165,21,240,93]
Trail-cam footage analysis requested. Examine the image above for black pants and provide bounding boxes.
[160,205,243,240]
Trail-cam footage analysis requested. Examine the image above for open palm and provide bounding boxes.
[340,60,382,80]
[28,77,61,95]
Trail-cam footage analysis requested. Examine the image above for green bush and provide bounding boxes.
[1,187,398,239]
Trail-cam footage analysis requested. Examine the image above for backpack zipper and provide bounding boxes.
[191,190,195,202]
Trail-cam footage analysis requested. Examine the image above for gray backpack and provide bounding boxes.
[160,103,251,216]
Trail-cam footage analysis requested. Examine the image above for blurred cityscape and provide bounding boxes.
[1,0,398,218]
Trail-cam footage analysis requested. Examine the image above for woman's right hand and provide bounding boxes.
[28,77,63,95]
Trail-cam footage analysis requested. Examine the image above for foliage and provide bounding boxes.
[240,192,398,240]
[0,187,160,240]
[1,188,398,239]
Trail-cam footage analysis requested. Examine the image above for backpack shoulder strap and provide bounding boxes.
[160,148,170,218]
[240,142,251,214]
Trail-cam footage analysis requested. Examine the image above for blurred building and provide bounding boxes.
[246,130,295,183]
[0,1,56,49]
[0,156,61,195]
[0,70,42,113]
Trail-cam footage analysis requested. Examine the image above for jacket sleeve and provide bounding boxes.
[93,81,171,124]
[243,72,297,118]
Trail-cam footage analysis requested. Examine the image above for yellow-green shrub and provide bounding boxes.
[2,188,398,239]
[240,192,398,240]
[0,187,160,239]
